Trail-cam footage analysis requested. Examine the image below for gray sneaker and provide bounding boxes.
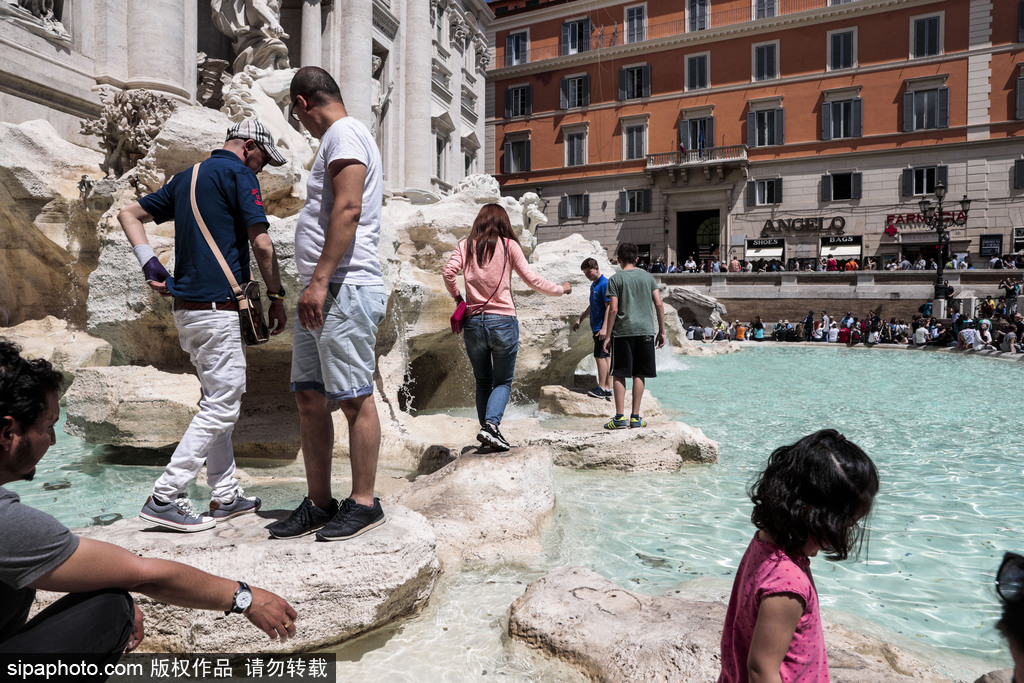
[140,494,216,532]
[209,488,261,521]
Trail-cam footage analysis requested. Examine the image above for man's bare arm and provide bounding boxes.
[652,288,666,349]
[32,537,297,641]
[117,202,170,294]
[248,224,287,334]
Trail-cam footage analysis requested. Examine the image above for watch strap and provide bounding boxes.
[225,581,251,615]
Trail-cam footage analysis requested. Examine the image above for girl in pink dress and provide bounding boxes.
[719,430,879,683]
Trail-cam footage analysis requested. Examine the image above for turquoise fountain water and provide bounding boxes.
[10,345,1018,679]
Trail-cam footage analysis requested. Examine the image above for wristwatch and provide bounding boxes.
[225,581,253,615]
[267,287,286,300]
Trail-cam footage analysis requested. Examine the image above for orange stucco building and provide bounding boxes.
[486,0,1024,268]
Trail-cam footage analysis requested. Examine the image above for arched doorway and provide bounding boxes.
[676,210,721,266]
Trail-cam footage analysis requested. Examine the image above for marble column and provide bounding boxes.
[124,0,194,101]
[338,0,372,130]
[300,0,322,68]
[403,0,432,190]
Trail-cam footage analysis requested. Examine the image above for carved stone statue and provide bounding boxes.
[221,67,315,169]
[0,0,69,40]
[371,55,394,148]
[454,174,500,195]
[519,192,548,235]
[210,0,290,74]
[80,88,177,179]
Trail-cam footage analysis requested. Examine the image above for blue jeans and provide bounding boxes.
[463,314,519,426]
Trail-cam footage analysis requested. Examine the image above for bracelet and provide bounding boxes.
[266,287,286,300]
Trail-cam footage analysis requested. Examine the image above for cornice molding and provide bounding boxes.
[489,43,1019,127]
[489,0,961,78]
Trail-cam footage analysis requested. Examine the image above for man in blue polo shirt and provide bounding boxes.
[572,257,612,399]
[117,120,288,532]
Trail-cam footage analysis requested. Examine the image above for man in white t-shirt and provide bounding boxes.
[269,67,388,542]
[913,324,929,346]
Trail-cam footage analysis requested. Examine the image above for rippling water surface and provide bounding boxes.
[12,346,1020,679]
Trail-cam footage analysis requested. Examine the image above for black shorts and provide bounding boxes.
[610,335,657,378]
[593,333,610,359]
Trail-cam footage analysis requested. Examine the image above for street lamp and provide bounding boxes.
[917,182,971,301]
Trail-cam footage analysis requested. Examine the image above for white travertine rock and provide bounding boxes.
[0,317,112,392]
[386,446,555,568]
[508,567,952,683]
[41,506,439,653]
[0,119,105,326]
[64,360,302,460]
[538,385,662,419]
[86,230,183,367]
[63,366,201,451]
[663,285,729,328]
[134,105,305,218]
[504,419,719,471]
[84,217,303,457]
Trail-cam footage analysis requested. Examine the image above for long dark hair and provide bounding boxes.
[466,203,519,268]
[749,429,879,561]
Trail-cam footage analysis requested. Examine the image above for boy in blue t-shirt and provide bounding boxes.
[573,258,612,399]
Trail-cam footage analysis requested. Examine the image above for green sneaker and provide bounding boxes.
[630,416,647,428]
[604,416,628,430]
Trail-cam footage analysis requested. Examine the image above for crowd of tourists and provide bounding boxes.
[644,253,1024,274]
[690,298,1023,354]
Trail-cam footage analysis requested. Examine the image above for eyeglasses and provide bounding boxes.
[996,552,1024,602]
[289,98,301,122]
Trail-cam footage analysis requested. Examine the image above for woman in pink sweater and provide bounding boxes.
[442,204,571,451]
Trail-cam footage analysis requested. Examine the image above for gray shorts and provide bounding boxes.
[290,283,388,401]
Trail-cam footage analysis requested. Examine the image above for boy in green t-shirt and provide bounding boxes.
[600,243,666,429]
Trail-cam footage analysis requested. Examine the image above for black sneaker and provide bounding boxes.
[586,386,604,398]
[315,498,386,541]
[267,497,339,539]
[477,422,511,451]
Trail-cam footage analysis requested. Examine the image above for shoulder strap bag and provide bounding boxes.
[188,162,270,345]
[451,238,509,335]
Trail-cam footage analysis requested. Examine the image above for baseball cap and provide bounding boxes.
[226,120,287,167]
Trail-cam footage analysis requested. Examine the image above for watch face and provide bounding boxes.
[236,589,253,611]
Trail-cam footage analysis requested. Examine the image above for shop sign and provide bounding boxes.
[979,234,1003,256]
[1014,227,1024,252]
[760,216,845,237]
[748,238,784,248]
[821,235,861,246]
[885,211,968,230]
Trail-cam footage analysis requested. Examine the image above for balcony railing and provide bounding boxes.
[647,145,748,169]
[496,0,852,68]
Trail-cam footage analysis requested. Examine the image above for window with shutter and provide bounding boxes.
[506,32,528,66]
[689,0,708,31]
[829,30,854,70]
[912,15,941,58]
[754,43,777,81]
[1017,76,1024,120]
[905,87,948,131]
[687,54,709,91]
[626,6,646,43]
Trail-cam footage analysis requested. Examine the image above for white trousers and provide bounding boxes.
[153,308,245,504]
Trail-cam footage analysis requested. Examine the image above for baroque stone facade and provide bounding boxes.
[0,0,493,197]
